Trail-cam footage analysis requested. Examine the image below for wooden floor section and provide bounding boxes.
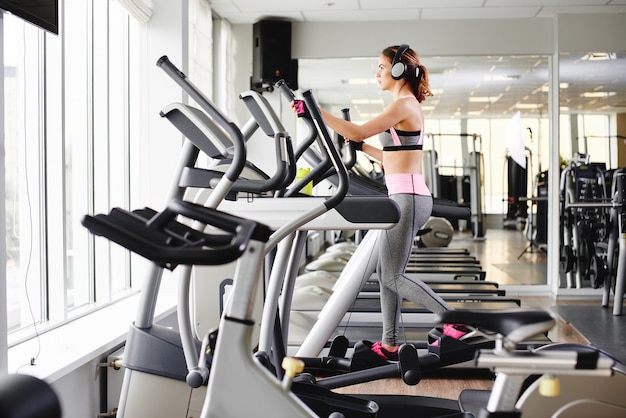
[331,227,594,401]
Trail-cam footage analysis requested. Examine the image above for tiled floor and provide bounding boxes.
[447,228,548,286]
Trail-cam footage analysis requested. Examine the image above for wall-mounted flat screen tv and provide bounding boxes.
[0,0,59,35]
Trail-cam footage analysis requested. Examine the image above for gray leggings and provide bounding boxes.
[378,193,452,346]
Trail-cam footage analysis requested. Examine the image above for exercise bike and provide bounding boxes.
[438,309,626,417]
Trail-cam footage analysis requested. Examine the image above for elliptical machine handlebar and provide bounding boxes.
[274,79,318,164]
[275,78,296,101]
[275,80,354,199]
[276,79,357,173]
[339,107,359,171]
[300,89,349,211]
[157,56,246,188]
[82,198,272,269]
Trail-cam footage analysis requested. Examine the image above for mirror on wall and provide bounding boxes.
[557,51,626,290]
[296,54,552,285]
[295,53,625,286]
[299,52,626,287]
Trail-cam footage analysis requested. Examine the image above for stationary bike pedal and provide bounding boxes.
[398,344,422,386]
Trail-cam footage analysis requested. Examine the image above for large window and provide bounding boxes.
[4,1,139,343]
[4,16,45,334]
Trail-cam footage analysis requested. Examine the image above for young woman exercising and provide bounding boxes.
[317,44,457,360]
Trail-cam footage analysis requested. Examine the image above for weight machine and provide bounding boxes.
[560,154,610,289]
[422,133,485,238]
[558,145,626,294]
[517,170,548,259]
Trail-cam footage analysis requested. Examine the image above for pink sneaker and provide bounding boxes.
[430,324,472,347]
[443,323,471,339]
[371,341,399,361]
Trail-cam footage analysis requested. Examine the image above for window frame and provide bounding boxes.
[4,1,138,346]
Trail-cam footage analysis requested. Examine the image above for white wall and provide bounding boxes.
[51,358,109,418]
[558,13,626,52]
[292,18,554,58]
[132,0,189,211]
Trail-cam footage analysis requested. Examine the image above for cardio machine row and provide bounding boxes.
[73,56,626,418]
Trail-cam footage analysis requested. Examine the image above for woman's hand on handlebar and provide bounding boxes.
[291,99,309,117]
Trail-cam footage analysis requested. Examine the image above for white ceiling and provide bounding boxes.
[210,0,626,23]
[210,0,626,119]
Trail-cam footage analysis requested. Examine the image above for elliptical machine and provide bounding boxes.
[84,55,299,417]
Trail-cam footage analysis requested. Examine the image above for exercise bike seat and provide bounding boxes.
[436,309,556,345]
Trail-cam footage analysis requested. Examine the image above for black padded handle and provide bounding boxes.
[82,199,272,269]
[276,79,296,101]
[340,108,358,170]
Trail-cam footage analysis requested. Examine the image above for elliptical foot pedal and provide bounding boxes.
[350,340,391,371]
[328,335,349,358]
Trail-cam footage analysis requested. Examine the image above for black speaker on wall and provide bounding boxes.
[252,20,298,92]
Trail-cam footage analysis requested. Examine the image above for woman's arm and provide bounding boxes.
[360,142,382,162]
[320,99,412,142]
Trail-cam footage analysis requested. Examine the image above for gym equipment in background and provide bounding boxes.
[423,133,486,239]
[502,155,529,231]
[602,169,626,315]
[417,216,455,247]
[559,154,610,289]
